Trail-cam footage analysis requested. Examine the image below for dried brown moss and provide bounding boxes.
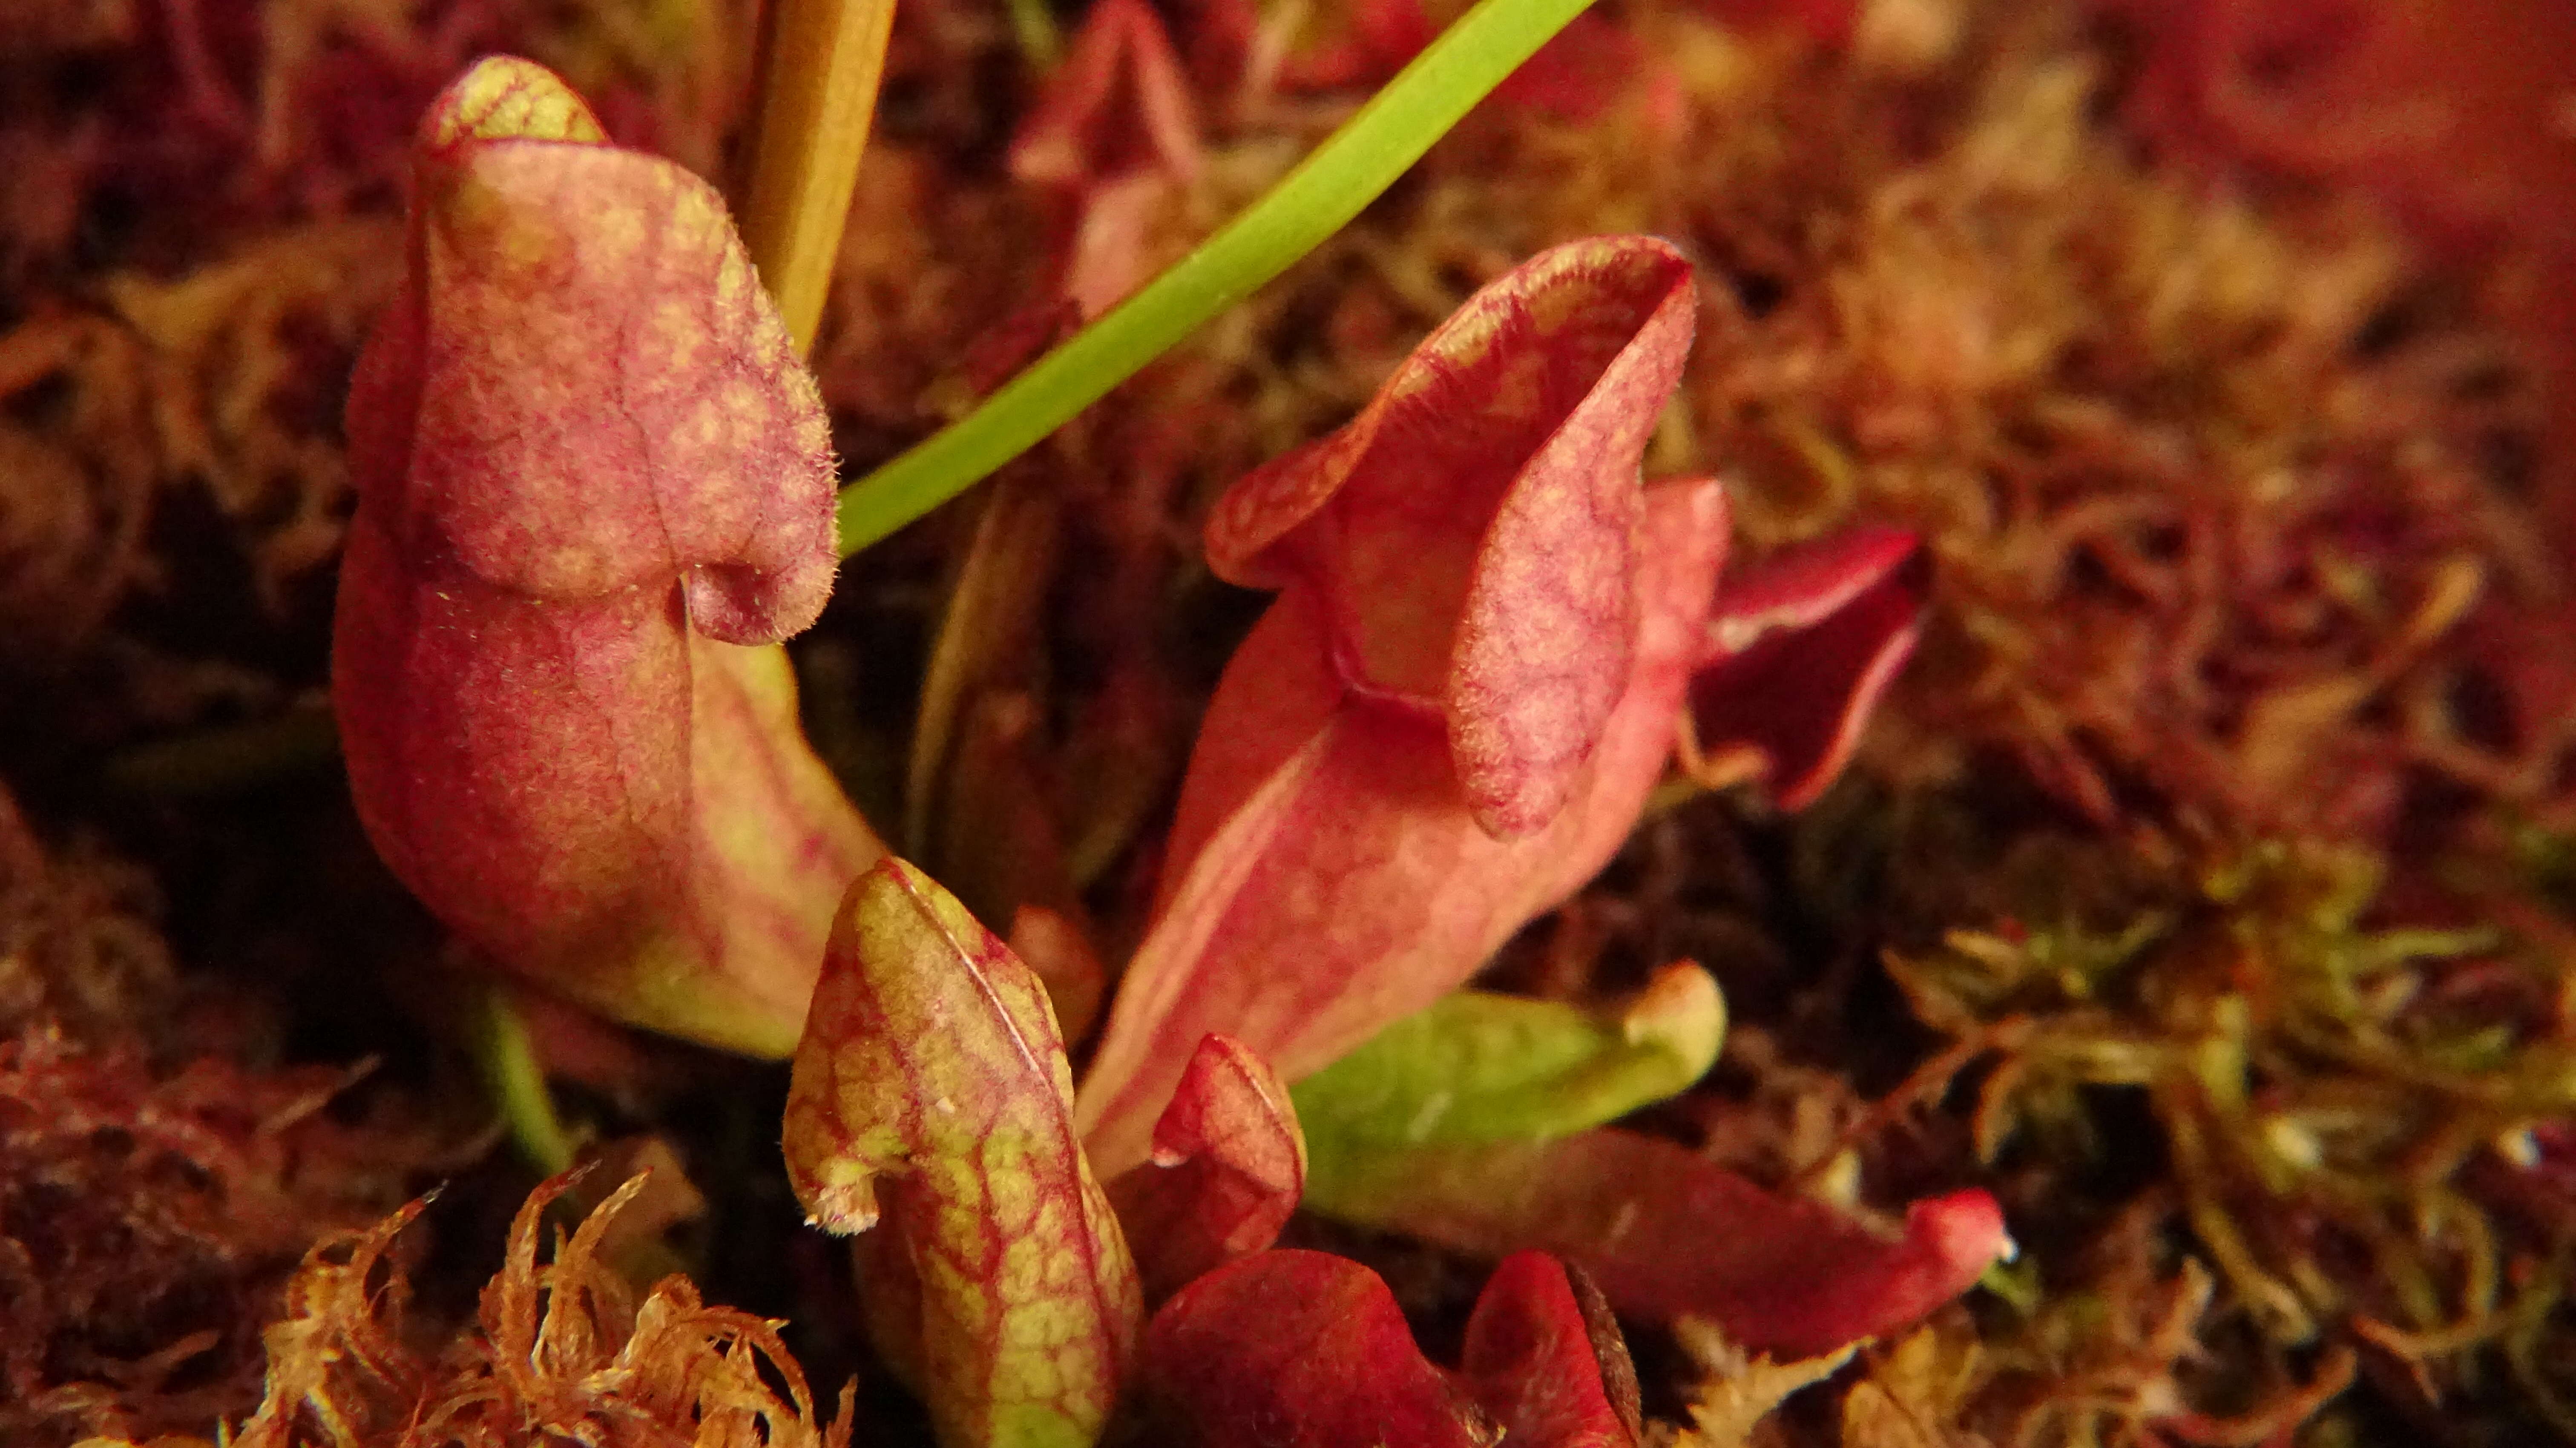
[190,1171,851,1448]
[1676,46,2556,842]
[0,313,162,661]
[0,784,176,1044]
[0,783,448,1447]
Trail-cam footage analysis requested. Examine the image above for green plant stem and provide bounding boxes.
[834,0,1601,554]
[101,701,339,798]
[474,983,577,1175]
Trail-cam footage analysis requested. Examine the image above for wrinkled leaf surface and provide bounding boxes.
[1078,238,1728,1172]
[334,56,877,1056]
[782,859,1138,1448]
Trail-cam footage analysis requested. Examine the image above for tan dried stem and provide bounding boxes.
[740,0,898,354]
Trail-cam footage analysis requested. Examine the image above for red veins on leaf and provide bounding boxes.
[1141,1249,1644,1448]
[1685,525,1926,809]
[1075,236,1730,1174]
[1106,1033,1306,1301]
[782,858,1139,1448]
[332,57,880,1057]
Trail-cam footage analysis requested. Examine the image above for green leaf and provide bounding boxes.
[1290,962,1724,1151]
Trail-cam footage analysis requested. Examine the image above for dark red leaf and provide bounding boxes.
[1106,1034,1305,1300]
[1139,1250,1494,1448]
[1686,526,1925,810]
[1308,1126,2009,1357]
[1461,1253,1638,1448]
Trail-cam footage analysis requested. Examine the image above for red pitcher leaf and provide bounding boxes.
[781,859,1140,1448]
[1076,240,1719,1173]
[372,57,837,635]
[1304,1127,2009,1358]
[1139,1250,1495,1448]
[1205,237,1695,838]
[1078,474,1729,1175]
[1107,1034,1305,1301]
[1685,526,1926,811]
[1461,1253,1640,1448]
[1008,0,1203,191]
[334,57,880,1057]
[1008,0,1205,314]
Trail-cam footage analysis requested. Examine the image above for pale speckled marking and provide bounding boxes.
[784,861,1140,1448]
[426,57,607,149]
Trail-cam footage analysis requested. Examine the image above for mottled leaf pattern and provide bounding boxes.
[333,56,877,1055]
[1077,238,1728,1172]
[783,859,1139,1448]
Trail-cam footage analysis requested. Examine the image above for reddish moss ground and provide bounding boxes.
[2,0,2572,1442]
